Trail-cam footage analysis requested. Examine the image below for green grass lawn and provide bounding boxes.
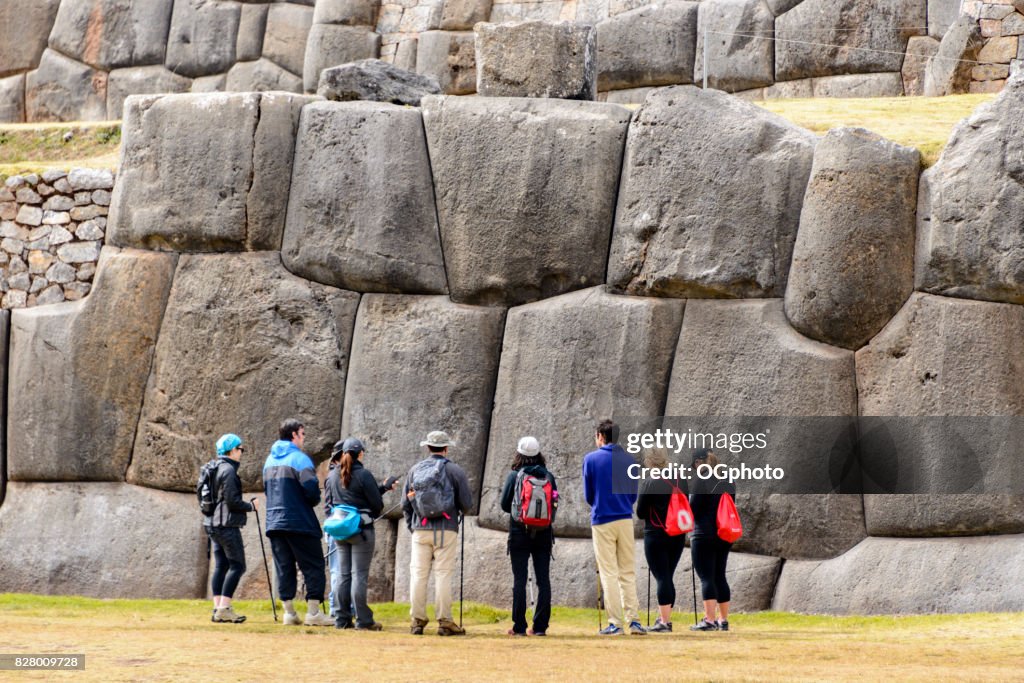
[0,594,1022,682]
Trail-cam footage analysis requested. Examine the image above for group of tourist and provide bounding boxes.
[200,418,737,635]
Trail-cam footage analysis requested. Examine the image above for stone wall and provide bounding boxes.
[2,78,1024,612]
[1,169,111,308]
[0,0,1015,123]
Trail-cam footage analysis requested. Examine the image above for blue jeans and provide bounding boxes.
[326,532,341,616]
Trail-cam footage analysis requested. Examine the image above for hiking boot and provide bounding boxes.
[213,606,246,623]
[528,629,546,637]
[283,611,302,626]
[410,618,428,635]
[690,618,719,632]
[629,621,647,635]
[304,610,335,627]
[334,617,354,630]
[356,621,383,631]
[598,623,623,636]
[507,628,527,637]
[718,620,729,632]
[647,618,672,633]
[437,619,466,636]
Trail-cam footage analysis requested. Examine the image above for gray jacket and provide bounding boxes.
[402,455,474,532]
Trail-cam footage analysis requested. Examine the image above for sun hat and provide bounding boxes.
[516,436,541,457]
[420,430,455,448]
[216,433,242,455]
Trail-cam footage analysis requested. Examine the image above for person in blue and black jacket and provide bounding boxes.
[263,418,333,627]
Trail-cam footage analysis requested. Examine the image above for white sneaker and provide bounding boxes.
[304,610,335,627]
[283,611,301,626]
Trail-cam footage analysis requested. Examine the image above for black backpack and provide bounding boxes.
[408,458,455,522]
[197,459,222,516]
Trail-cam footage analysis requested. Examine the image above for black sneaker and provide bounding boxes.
[647,618,672,633]
[718,620,729,632]
[690,618,719,632]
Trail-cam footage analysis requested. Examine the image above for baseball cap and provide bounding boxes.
[516,436,541,457]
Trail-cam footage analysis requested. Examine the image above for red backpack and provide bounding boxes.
[651,484,694,536]
[511,470,555,529]
[716,492,743,543]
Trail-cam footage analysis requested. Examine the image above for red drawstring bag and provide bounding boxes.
[650,485,694,536]
[716,492,743,543]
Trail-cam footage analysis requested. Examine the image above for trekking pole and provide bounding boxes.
[527,564,535,622]
[691,561,698,627]
[647,567,651,627]
[250,498,278,623]
[459,512,465,628]
[595,569,603,631]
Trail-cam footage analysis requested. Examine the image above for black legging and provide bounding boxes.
[207,527,247,598]
[508,528,552,634]
[644,529,686,606]
[690,536,731,603]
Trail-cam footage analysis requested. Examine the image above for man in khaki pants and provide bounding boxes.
[583,419,645,635]
[403,431,474,636]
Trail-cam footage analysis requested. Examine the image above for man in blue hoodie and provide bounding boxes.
[583,419,644,635]
[263,418,334,626]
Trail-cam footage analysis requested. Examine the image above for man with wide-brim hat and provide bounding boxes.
[402,430,474,636]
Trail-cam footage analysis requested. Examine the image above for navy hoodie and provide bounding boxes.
[263,440,321,537]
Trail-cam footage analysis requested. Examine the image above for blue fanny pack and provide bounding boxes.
[323,504,362,541]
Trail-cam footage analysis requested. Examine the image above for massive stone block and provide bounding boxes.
[282,101,446,294]
[666,299,865,559]
[416,30,476,95]
[7,248,176,481]
[928,0,961,40]
[422,95,631,306]
[776,0,926,81]
[340,294,506,516]
[475,21,597,99]
[694,0,775,92]
[317,59,441,105]
[784,128,920,351]
[774,536,1024,614]
[439,0,491,30]
[127,252,359,492]
[395,518,778,611]
[856,293,1024,535]
[48,0,175,70]
[263,1,314,75]
[0,0,61,78]
[236,2,269,62]
[607,86,815,299]
[597,2,698,91]
[902,36,941,96]
[165,0,242,78]
[105,65,191,120]
[0,483,207,598]
[0,74,25,123]
[225,58,304,92]
[924,16,984,96]
[478,287,684,537]
[916,77,1024,303]
[313,0,380,26]
[25,50,108,123]
[302,23,381,93]
[109,91,314,252]
[809,72,905,97]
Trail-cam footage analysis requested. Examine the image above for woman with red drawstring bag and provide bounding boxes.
[688,448,739,632]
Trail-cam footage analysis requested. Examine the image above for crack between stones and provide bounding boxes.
[419,109,452,297]
[243,94,262,250]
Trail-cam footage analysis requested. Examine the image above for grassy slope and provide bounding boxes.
[0,123,121,177]
[0,595,1021,682]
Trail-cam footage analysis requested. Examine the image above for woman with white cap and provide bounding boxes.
[499,436,559,636]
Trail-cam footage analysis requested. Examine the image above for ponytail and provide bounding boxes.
[340,452,355,488]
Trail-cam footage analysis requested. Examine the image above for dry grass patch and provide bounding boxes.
[0,595,1022,682]
[0,122,121,177]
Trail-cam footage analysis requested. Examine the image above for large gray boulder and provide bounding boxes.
[923,16,984,96]
[7,248,176,481]
[694,0,775,92]
[478,287,684,537]
[316,59,441,105]
[396,518,778,611]
[928,0,963,40]
[237,2,269,62]
[340,295,505,516]
[774,535,1024,614]
[422,95,631,306]
[416,31,477,95]
[48,0,175,70]
[784,128,920,351]
[301,24,381,93]
[127,252,360,492]
[666,299,865,559]
[109,91,314,252]
[607,86,815,299]
[0,483,207,598]
[25,50,108,122]
[0,75,24,123]
[916,77,1024,303]
[263,1,314,75]
[475,21,597,100]
[0,0,61,78]
[856,293,1024,536]
[597,2,699,91]
[225,58,303,92]
[165,0,241,78]
[105,65,191,120]
[776,0,926,81]
[282,101,446,294]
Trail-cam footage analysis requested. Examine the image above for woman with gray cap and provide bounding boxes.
[499,436,558,636]
[324,437,397,630]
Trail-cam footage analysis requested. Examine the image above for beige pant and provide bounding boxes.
[410,529,459,622]
[592,518,640,627]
